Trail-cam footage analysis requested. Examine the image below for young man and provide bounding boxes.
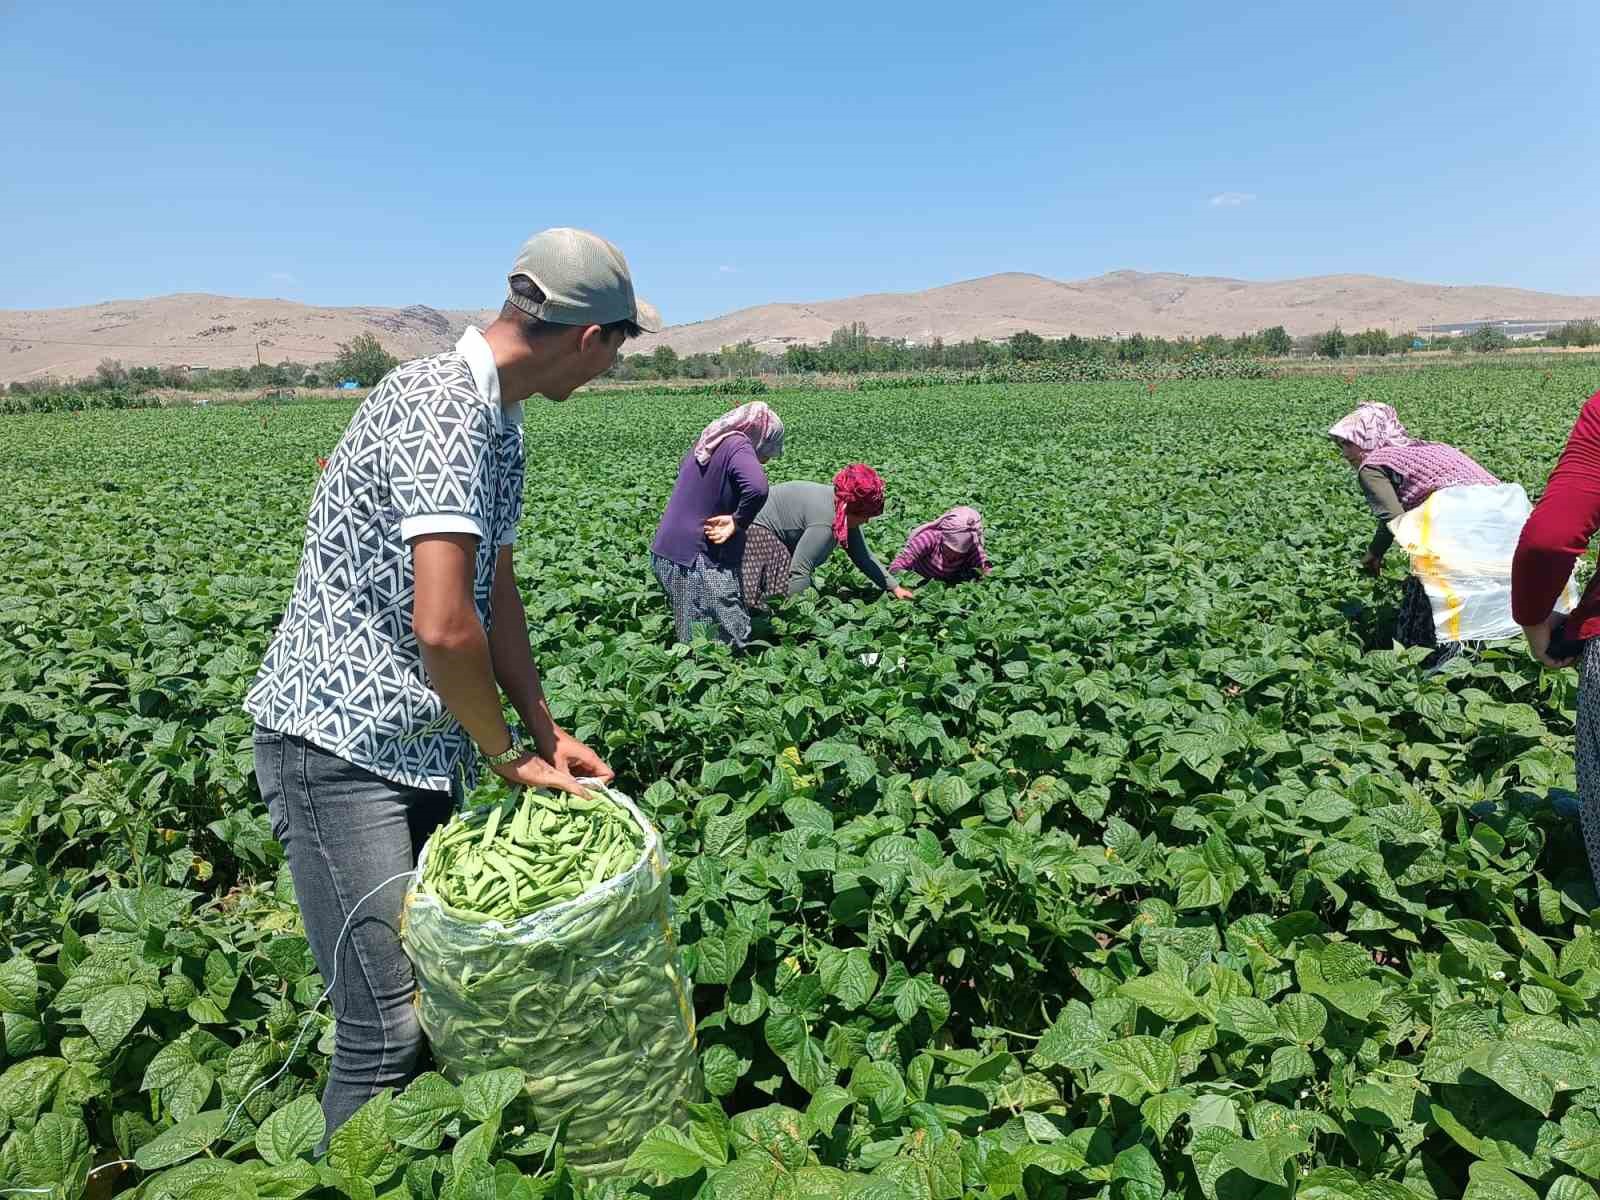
[244,228,657,1138]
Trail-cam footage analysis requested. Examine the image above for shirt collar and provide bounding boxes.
[456,326,521,427]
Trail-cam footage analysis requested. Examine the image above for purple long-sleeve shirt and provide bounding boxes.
[650,433,770,568]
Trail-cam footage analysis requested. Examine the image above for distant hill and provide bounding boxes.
[628,270,1600,357]
[0,294,496,385]
[5,270,1599,384]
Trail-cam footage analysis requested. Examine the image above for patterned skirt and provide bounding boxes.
[651,552,749,647]
[1395,576,1438,649]
[1396,574,1466,671]
[1578,641,1600,887]
[740,525,792,612]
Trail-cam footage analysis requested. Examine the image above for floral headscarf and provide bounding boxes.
[1328,403,1415,461]
[891,507,992,581]
[693,401,785,466]
[925,506,990,574]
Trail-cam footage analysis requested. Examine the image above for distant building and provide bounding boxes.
[1419,319,1582,338]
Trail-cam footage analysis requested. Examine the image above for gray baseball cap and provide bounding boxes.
[506,228,661,333]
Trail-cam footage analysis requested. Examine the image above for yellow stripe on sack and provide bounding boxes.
[1412,495,1464,642]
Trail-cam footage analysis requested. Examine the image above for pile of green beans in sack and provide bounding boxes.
[401,781,700,1177]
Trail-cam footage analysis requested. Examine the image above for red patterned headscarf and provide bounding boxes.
[832,464,885,544]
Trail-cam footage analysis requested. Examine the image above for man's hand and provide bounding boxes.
[1524,614,1578,669]
[704,515,736,545]
[550,730,614,783]
[890,585,916,601]
[1359,551,1382,577]
[490,752,588,798]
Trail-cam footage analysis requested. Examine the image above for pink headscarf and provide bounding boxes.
[916,506,991,576]
[692,401,784,466]
[1328,403,1416,461]
[832,464,885,544]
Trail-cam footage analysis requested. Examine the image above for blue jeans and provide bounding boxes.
[253,727,457,1143]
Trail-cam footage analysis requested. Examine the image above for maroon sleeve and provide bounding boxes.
[726,439,770,530]
[1512,389,1600,625]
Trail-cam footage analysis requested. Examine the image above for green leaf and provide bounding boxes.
[1091,1036,1176,1100]
[624,1122,715,1181]
[1189,1092,1241,1134]
[1119,972,1203,1022]
[817,945,878,1010]
[457,1069,522,1123]
[15,1113,91,1198]
[1267,1045,1315,1084]
[142,1161,234,1200]
[805,1084,855,1137]
[329,1092,397,1181]
[1140,1090,1193,1140]
[961,1051,1013,1084]
[1549,1180,1600,1200]
[387,1073,461,1151]
[256,1094,326,1166]
[248,1160,323,1200]
[1465,1038,1585,1116]
[1299,1167,1425,1199]
[1214,1131,1308,1187]
[1112,1143,1165,1200]
[1217,997,1278,1045]
[0,955,40,1018]
[702,1044,743,1098]
[3,1012,46,1058]
[729,1104,811,1172]
[134,1109,228,1170]
[1558,1108,1600,1179]
[1033,1001,1107,1070]
[1275,993,1327,1043]
[449,1116,497,1169]
[82,982,146,1052]
[0,1056,68,1123]
[142,1036,217,1122]
[1462,1162,1540,1200]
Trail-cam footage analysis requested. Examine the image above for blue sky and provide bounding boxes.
[2,1,1597,324]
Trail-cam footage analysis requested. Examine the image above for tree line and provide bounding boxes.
[609,319,1600,380]
[8,317,1597,409]
[4,333,400,398]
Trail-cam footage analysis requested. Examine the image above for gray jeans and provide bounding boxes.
[253,727,457,1144]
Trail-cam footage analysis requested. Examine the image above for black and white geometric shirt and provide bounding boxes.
[245,328,525,791]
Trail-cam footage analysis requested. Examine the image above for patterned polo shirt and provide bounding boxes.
[245,328,525,791]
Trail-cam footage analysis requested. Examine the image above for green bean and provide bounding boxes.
[403,782,701,1178]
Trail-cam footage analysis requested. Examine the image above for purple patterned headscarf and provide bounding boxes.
[1328,403,1416,461]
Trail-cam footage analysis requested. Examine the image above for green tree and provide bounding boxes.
[1315,327,1348,359]
[1348,329,1392,357]
[1469,325,1509,353]
[1008,330,1046,362]
[1553,319,1600,347]
[1260,326,1293,356]
[334,333,399,386]
[649,345,680,378]
[1119,332,1150,363]
[719,342,763,377]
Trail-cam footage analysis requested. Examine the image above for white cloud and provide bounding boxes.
[1209,191,1257,208]
[718,264,739,274]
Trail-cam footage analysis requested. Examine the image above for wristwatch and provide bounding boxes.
[479,729,527,768]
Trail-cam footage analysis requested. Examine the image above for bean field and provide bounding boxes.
[4,364,1600,1200]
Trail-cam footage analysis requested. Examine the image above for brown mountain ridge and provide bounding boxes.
[4,270,1598,383]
